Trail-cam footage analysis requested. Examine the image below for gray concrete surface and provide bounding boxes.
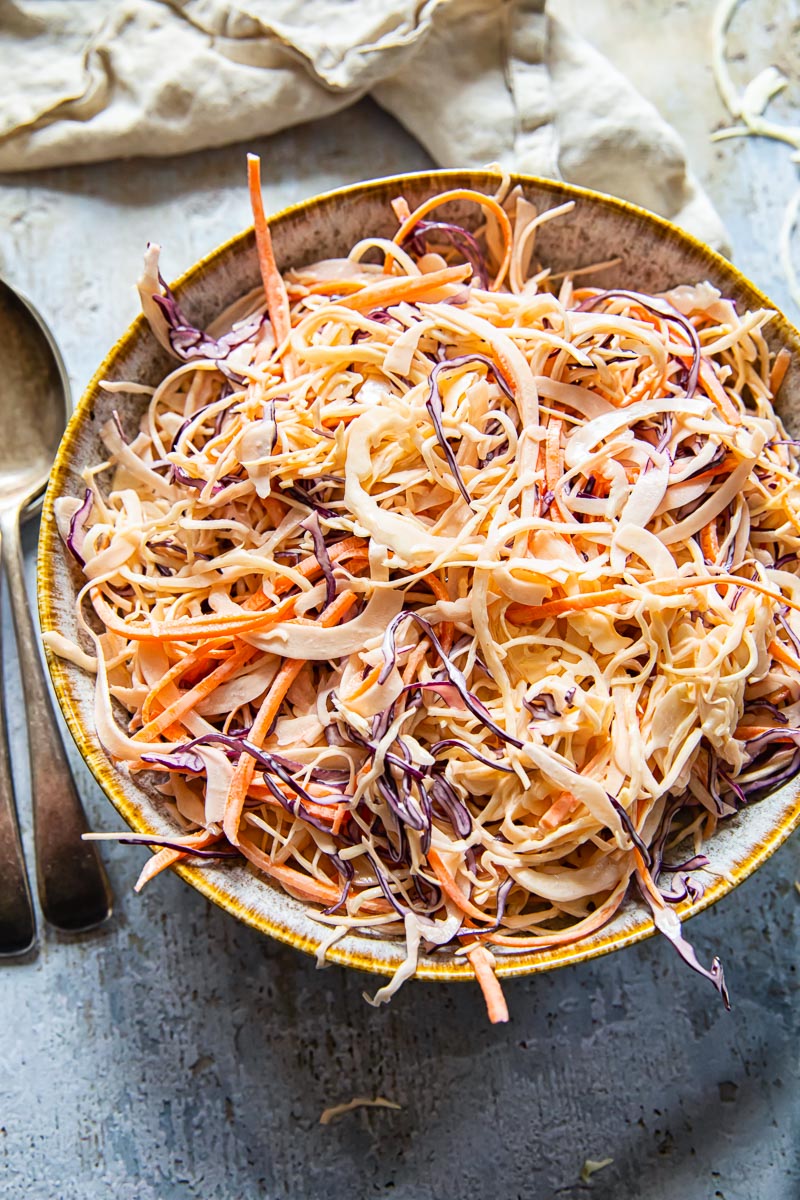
[1,3,799,1197]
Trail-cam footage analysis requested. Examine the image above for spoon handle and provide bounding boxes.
[0,558,36,955]
[0,509,113,932]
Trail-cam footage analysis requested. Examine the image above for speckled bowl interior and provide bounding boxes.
[39,169,800,983]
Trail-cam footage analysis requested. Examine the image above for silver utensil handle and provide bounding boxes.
[0,539,36,954]
[0,509,112,932]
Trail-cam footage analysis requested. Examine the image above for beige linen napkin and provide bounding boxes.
[0,0,728,250]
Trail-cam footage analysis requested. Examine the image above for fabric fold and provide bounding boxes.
[0,0,728,250]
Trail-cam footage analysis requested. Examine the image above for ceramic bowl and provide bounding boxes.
[38,169,800,984]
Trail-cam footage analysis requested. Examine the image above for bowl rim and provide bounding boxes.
[38,166,800,983]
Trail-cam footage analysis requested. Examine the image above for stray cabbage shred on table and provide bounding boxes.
[51,157,800,1023]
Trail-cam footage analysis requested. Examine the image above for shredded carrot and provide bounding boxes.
[333,264,472,312]
[768,638,800,674]
[134,830,221,892]
[466,944,509,1023]
[769,347,791,395]
[507,588,628,624]
[699,519,720,563]
[134,643,255,742]
[247,154,292,364]
[427,848,488,922]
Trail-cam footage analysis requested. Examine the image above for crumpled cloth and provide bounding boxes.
[0,0,728,250]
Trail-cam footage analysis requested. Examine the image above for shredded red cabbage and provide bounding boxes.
[65,488,93,567]
[402,219,489,289]
[300,512,336,607]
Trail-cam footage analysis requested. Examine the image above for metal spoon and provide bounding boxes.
[0,278,112,949]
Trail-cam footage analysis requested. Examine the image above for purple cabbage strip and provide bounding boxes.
[430,775,472,838]
[425,363,473,507]
[366,851,412,918]
[381,612,523,748]
[430,738,514,773]
[661,854,710,873]
[322,856,355,915]
[424,354,517,509]
[403,219,489,289]
[282,481,338,518]
[140,748,206,774]
[115,836,239,860]
[478,416,509,466]
[638,878,730,1010]
[375,775,426,834]
[524,693,560,720]
[468,876,515,936]
[576,289,701,398]
[65,488,94,567]
[608,795,651,865]
[153,279,264,377]
[660,873,706,905]
[300,512,336,607]
[655,414,673,455]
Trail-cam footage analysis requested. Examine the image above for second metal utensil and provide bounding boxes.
[0,278,112,943]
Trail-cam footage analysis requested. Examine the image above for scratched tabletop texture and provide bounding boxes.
[1,2,800,1198]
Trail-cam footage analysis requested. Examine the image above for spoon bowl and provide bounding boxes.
[0,278,111,946]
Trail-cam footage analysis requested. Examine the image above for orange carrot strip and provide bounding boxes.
[422,574,454,654]
[685,454,737,485]
[401,641,430,686]
[344,663,383,703]
[91,589,297,643]
[769,638,800,674]
[769,347,791,395]
[141,639,227,725]
[134,643,255,742]
[545,418,562,494]
[333,264,472,313]
[238,837,391,913]
[699,361,741,426]
[507,588,627,624]
[539,790,579,832]
[466,944,509,1024]
[134,830,220,892]
[286,278,367,298]
[700,519,720,564]
[392,188,513,291]
[247,154,292,355]
[426,848,487,922]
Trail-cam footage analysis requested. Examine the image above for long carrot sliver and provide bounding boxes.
[333,264,471,313]
[238,837,390,913]
[392,188,513,292]
[466,945,509,1024]
[247,154,292,357]
[507,588,627,624]
[768,638,800,674]
[426,848,487,922]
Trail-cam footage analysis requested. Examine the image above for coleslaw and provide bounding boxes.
[50,159,800,1021]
